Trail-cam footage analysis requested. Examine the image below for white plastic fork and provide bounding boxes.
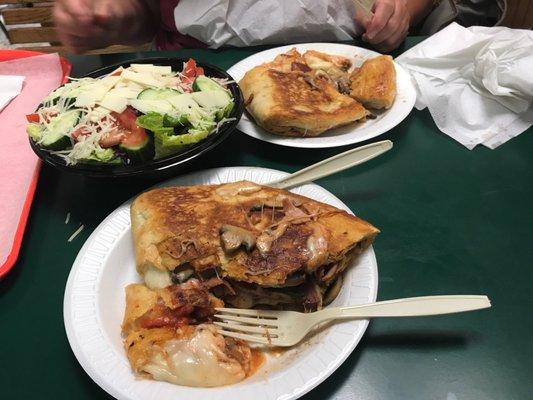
[266,140,392,190]
[214,295,491,347]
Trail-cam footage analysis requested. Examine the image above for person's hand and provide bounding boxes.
[53,0,157,54]
[360,0,411,53]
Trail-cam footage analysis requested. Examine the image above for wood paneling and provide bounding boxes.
[500,0,533,28]
[2,6,52,25]
[0,1,48,4]
[17,43,152,56]
[16,45,64,53]
[7,26,58,43]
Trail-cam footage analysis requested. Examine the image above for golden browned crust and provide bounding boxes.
[131,181,379,287]
[239,48,368,137]
[122,284,160,334]
[122,281,223,335]
[350,55,397,109]
[240,66,368,136]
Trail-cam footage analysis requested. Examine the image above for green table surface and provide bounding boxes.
[1,37,532,400]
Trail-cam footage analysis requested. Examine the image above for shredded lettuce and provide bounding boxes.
[163,114,189,127]
[216,102,234,120]
[136,112,165,131]
[154,128,212,158]
[137,112,213,158]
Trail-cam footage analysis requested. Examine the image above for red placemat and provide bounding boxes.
[0,50,71,279]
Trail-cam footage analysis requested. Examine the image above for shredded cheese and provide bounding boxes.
[37,63,235,165]
[65,212,70,224]
[68,224,84,242]
[211,117,237,135]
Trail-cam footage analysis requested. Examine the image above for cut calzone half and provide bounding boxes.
[122,283,258,387]
[239,49,368,137]
[130,181,379,311]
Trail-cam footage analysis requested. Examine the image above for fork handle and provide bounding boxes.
[320,295,491,320]
[267,140,392,190]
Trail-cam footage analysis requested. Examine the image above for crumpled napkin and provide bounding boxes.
[173,0,361,48]
[396,22,533,149]
[0,75,25,113]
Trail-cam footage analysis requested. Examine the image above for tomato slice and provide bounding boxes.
[182,59,204,88]
[26,113,40,123]
[111,107,148,146]
[183,59,198,78]
[184,59,204,76]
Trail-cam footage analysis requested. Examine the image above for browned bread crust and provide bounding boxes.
[350,55,397,109]
[131,181,378,287]
[239,49,369,137]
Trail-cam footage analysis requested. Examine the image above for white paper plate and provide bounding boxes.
[64,167,378,400]
[227,43,416,148]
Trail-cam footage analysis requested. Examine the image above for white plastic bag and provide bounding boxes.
[173,0,361,48]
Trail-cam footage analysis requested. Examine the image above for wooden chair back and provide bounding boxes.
[0,0,150,54]
[501,0,533,29]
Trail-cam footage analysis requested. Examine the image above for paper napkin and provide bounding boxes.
[396,23,533,149]
[0,75,25,113]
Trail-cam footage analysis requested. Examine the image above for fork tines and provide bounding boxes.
[214,307,280,345]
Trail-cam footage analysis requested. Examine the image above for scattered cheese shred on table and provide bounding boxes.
[65,212,70,224]
[68,224,84,242]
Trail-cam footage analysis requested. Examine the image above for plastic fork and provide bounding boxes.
[214,295,491,346]
[266,139,392,190]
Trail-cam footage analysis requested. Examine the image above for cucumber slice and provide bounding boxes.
[129,99,173,115]
[41,135,72,151]
[119,134,154,164]
[137,88,181,101]
[192,76,227,92]
[191,91,232,109]
[39,110,80,150]
[27,123,43,141]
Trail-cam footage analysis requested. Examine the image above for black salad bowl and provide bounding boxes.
[28,57,244,178]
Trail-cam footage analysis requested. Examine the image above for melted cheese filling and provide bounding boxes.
[143,325,247,387]
[144,266,172,289]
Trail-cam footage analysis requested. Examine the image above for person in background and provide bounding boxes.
[53,0,437,54]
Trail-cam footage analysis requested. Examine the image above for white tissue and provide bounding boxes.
[0,75,25,113]
[173,0,361,48]
[396,23,533,149]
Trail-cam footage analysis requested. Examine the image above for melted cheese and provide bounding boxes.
[143,266,172,289]
[143,325,247,387]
